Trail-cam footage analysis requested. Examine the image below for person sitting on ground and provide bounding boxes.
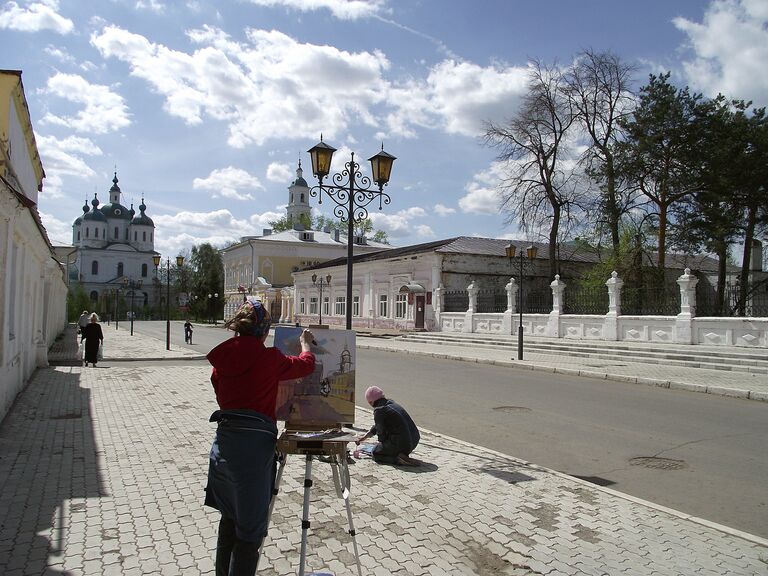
[356,386,420,466]
[205,298,316,576]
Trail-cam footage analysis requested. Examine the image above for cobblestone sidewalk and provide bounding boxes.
[0,359,766,575]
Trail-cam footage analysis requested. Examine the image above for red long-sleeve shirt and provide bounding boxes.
[207,335,315,421]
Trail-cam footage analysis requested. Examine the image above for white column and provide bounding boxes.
[502,277,517,335]
[675,268,699,344]
[463,281,478,333]
[604,271,623,341]
[547,275,565,338]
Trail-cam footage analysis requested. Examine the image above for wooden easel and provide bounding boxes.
[259,428,362,576]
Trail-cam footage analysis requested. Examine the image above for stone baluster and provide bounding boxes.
[547,275,566,338]
[604,271,623,340]
[463,281,478,333]
[675,268,699,344]
[502,277,517,335]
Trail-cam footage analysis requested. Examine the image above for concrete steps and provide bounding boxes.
[397,332,768,374]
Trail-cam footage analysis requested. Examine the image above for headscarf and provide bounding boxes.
[224,297,272,337]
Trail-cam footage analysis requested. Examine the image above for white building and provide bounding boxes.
[220,163,390,321]
[0,70,68,418]
[70,173,161,317]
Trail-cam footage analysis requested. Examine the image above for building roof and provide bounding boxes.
[222,227,391,252]
[301,235,731,273]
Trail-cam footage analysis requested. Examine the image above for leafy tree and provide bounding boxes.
[484,60,582,279]
[270,213,389,244]
[188,243,224,322]
[67,283,91,322]
[616,73,702,279]
[565,49,637,253]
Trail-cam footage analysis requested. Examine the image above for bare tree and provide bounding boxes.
[484,60,580,279]
[564,49,637,253]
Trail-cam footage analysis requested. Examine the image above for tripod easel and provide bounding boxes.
[259,429,363,576]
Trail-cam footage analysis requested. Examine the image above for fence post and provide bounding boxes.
[548,275,565,338]
[463,281,477,333]
[502,277,517,335]
[675,268,699,344]
[433,283,444,331]
[604,271,623,341]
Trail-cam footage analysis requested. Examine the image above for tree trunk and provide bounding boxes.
[715,240,728,316]
[656,203,668,286]
[738,203,757,316]
[549,202,560,280]
[605,152,620,253]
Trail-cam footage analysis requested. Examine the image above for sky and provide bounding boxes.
[2,0,767,261]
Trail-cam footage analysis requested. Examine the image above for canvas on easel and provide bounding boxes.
[274,326,356,429]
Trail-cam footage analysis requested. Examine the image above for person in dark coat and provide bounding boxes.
[356,386,420,466]
[205,298,315,576]
[80,313,103,367]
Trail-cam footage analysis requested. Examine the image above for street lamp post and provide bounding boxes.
[154,255,185,351]
[307,136,396,330]
[506,244,539,360]
[311,273,332,325]
[122,278,143,336]
[115,288,121,330]
[208,293,219,325]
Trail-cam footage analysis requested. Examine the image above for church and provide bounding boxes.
[70,173,160,317]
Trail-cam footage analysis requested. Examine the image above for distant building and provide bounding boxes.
[220,163,390,321]
[69,173,161,318]
[0,69,68,418]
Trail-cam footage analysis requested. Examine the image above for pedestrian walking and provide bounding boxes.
[77,310,89,335]
[204,298,316,575]
[356,386,421,466]
[80,313,103,367]
[184,320,193,343]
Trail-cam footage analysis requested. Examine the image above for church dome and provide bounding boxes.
[131,199,155,226]
[101,202,131,220]
[73,199,89,225]
[82,194,107,222]
[291,161,309,187]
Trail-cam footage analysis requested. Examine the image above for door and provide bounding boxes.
[415,295,425,329]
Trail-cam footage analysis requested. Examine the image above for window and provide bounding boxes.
[77,231,80,241]
[86,228,89,238]
[335,296,346,316]
[114,226,119,239]
[300,298,305,314]
[90,291,98,302]
[95,227,99,238]
[309,297,318,314]
[91,260,99,275]
[134,231,137,241]
[395,294,407,318]
[323,296,330,316]
[352,295,360,317]
[125,229,129,240]
[141,263,148,277]
[117,262,124,277]
[378,294,388,317]
[143,231,147,242]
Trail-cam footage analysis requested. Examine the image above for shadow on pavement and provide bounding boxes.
[0,367,105,575]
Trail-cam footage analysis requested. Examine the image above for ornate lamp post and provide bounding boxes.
[122,278,143,336]
[114,288,121,330]
[311,273,332,325]
[506,244,538,360]
[307,136,396,330]
[154,255,185,350]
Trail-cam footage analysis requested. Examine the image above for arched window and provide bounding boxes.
[125,229,129,240]
[301,193,305,203]
[141,263,148,277]
[150,232,153,242]
[95,227,99,238]
[117,262,124,277]
[143,231,147,242]
[90,291,98,302]
[134,231,137,241]
[91,260,98,275]
[77,231,81,241]
[86,228,89,238]
[114,227,119,239]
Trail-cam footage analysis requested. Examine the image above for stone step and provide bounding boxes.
[398,333,768,374]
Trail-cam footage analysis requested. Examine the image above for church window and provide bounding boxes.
[92,261,99,275]
[86,228,89,238]
[95,227,99,238]
[90,291,98,302]
[125,229,129,240]
[301,193,305,203]
[117,262,124,277]
[150,232,153,242]
[77,231,80,241]
[143,231,147,242]
[141,264,148,277]
[114,227,119,239]
[134,231,137,241]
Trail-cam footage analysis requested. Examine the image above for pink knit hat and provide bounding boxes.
[365,386,385,404]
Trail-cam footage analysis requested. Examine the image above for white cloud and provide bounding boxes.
[368,206,426,238]
[414,224,434,238]
[36,134,102,197]
[43,44,75,64]
[459,162,506,215]
[41,73,131,134]
[39,211,73,245]
[674,0,768,106]
[267,162,293,183]
[90,24,390,147]
[135,0,164,13]
[0,0,73,34]
[244,0,385,20]
[434,203,455,216]
[192,166,264,201]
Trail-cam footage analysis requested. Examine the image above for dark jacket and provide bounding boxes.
[368,398,420,456]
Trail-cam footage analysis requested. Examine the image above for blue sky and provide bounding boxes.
[2,0,767,260]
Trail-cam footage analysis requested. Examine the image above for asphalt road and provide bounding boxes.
[132,321,768,538]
